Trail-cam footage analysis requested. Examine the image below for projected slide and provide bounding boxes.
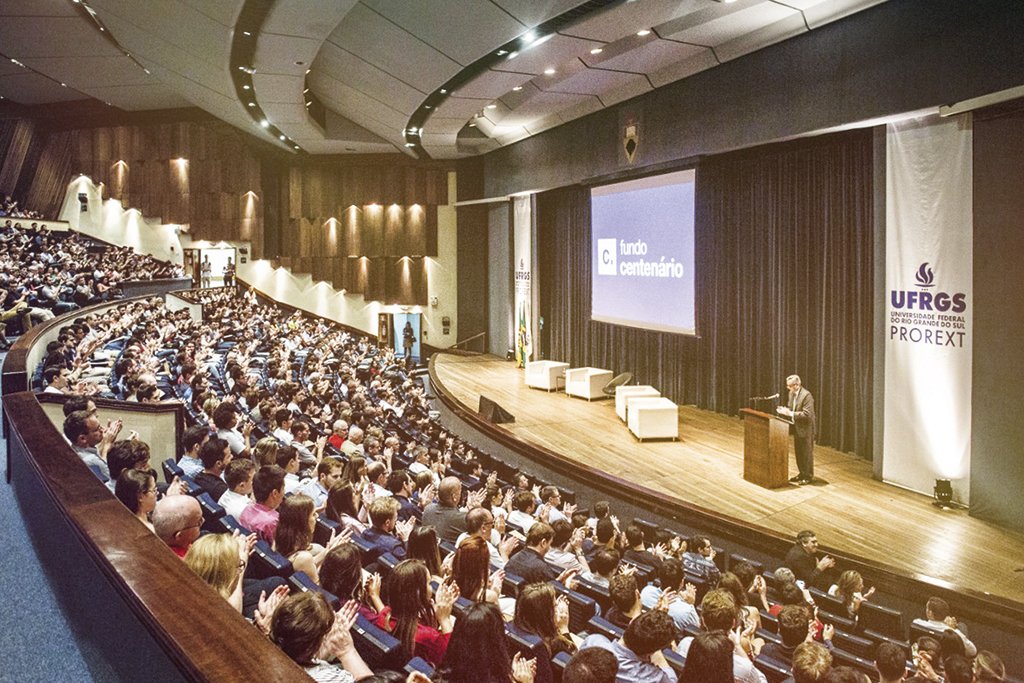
[590,169,696,335]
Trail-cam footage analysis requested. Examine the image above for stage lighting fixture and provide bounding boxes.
[505,349,515,361]
[933,479,953,507]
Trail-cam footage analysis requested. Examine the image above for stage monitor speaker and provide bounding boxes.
[478,395,515,424]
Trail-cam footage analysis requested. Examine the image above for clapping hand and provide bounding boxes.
[254,584,289,635]
[512,652,537,683]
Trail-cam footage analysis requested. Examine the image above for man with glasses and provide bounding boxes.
[153,495,204,558]
[783,530,835,590]
[776,374,817,485]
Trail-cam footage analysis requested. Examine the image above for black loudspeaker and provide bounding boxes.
[478,395,515,424]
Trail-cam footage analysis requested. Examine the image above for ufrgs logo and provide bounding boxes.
[889,262,967,348]
[597,238,617,275]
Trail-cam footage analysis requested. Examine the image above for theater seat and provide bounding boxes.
[551,581,599,633]
[404,657,434,677]
[195,493,226,533]
[506,623,554,683]
[754,656,791,683]
[586,615,624,641]
[289,571,342,610]
[860,601,904,640]
[351,614,405,671]
[246,540,294,581]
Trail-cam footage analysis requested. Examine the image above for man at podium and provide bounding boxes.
[776,374,816,485]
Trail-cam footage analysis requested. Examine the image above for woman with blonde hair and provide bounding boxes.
[185,531,254,613]
[252,436,280,468]
[829,569,874,621]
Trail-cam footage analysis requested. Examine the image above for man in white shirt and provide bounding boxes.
[456,507,519,568]
[341,425,365,457]
[297,458,345,508]
[218,458,256,520]
[912,597,977,657]
[178,425,209,479]
[272,407,293,443]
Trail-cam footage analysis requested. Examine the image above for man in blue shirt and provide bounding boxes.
[580,610,678,683]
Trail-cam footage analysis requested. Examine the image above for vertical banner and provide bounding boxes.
[513,196,533,368]
[884,115,972,503]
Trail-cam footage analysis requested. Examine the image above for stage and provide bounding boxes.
[433,353,1024,605]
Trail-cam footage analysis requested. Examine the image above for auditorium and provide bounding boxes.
[1,1,1022,681]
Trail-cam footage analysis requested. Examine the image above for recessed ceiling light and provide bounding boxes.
[590,47,603,55]
[522,31,537,44]
[248,102,256,107]
[512,86,523,91]
[404,142,415,147]
[486,104,497,109]
[243,31,252,36]
[543,68,556,75]
[637,29,651,36]
[496,50,508,56]
[60,83,67,87]
[294,61,305,66]
[439,88,447,94]
[260,120,269,128]
[279,135,286,141]
[242,84,250,90]
[294,145,300,150]
[506,51,519,60]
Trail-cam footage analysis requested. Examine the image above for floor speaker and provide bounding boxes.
[478,395,515,423]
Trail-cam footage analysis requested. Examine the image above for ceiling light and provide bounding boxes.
[544,68,556,75]
[279,135,286,141]
[243,31,252,36]
[60,83,67,87]
[590,47,603,55]
[439,88,447,94]
[506,51,519,60]
[468,122,476,127]
[294,61,305,66]
[248,102,256,107]
[143,68,151,74]
[260,120,269,128]
[242,84,250,90]
[522,31,537,44]
[512,85,523,91]
[486,103,497,109]
[496,50,508,56]
[294,145,300,150]
[637,29,651,36]
[404,142,416,148]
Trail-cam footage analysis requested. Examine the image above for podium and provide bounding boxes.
[740,408,790,488]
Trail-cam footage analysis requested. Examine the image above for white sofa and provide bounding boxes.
[564,367,614,401]
[524,360,570,392]
[615,385,661,421]
[627,397,679,441]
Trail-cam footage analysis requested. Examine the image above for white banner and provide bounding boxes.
[513,196,533,367]
[883,115,972,503]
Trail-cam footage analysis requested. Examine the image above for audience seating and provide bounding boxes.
[351,614,404,671]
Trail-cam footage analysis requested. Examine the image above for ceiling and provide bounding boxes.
[0,0,888,158]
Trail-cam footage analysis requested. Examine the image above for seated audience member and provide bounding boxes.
[104,438,152,493]
[545,519,591,574]
[274,494,344,585]
[114,468,158,532]
[828,570,874,621]
[677,589,766,683]
[290,419,326,472]
[193,437,232,500]
[719,572,762,635]
[178,424,210,478]
[362,496,413,562]
[276,445,305,495]
[911,597,977,657]
[433,602,537,683]
[623,524,663,571]
[564,647,618,683]
[365,461,391,500]
[269,593,374,682]
[606,573,643,629]
[63,409,111,480]
[873,641,907,683]
[423,476,478,543]
[581,549,620,588]
[251,436,280,468]
[184,532,252,613]
[457,507,516,569]
[387,469,423,522]
[218,458,256,520]
[942,655,974,683]
[298,457,344,508]
[580,609,679,683]
[508,490,539,533]
[639,558,699,632]
[783,530,835,590]
[539,485,573,524]
[790,641,833,683]
[324,481,367,534]
[375,559,458,667]
[271,407,293,443]
[341,425,365,457]
[239,465,287,543]
[762,604,833,668]
[908,636,943,683]
[319,544,385,619]
[406,525,445,583]
[513,582,577,661]
[680,631,733,683]
[42,366,72,394]
[504,522,563,584]
[731,561,771,616]
[152,495,204,558]
[451,535,502,606]
[326,419,348,450]
[213,401,252,458]
[972,651,1005,683]
[587,517,622,562]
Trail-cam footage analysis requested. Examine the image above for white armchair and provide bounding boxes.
[564,367,614,401]
[524,360,569,392]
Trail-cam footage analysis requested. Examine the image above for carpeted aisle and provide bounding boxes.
[0,349,114,682]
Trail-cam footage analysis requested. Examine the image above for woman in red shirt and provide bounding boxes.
[375,559,459,667]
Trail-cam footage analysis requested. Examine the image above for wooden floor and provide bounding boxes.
[434,353,1024,605]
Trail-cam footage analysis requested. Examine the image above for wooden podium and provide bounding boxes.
[740,408,790,488]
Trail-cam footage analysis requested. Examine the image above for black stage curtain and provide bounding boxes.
[537,129,873,456]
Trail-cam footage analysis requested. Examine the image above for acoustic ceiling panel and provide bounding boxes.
[562,0,711,43]
[450,68,535,100]
[659,2,795,47]
[314,43,425,114]
[541,67,650,98]
[585,38,707,76]
[492,0,592,28]
[0,73,88,105]
[491,33,601,76]
[85,83,192,111]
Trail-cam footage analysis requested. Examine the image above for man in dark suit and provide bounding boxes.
[777,374,816,485]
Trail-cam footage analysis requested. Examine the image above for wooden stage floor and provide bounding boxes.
[434,353,1024,605]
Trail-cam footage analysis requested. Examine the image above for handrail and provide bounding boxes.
[449,330,486,354]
